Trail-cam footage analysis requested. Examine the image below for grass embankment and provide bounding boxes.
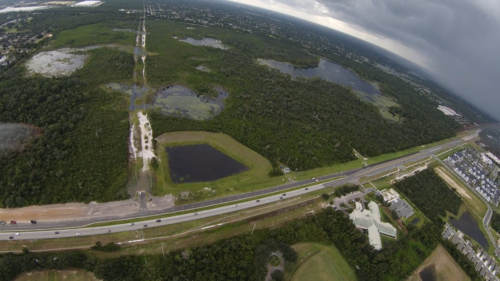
[407,244,470,281]
[288,243,356,281]
[50,22,137,49]
[15,270,97,281]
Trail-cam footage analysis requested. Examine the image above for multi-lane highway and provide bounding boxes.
[0,136,467,240]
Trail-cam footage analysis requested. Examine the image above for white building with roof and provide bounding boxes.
[349,201,397,250]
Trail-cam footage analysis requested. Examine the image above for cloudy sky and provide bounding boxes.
[228,0,500,121]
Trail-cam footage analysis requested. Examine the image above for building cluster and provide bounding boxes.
[443,224,499,280]
[445,149,500,206]
[381,188,415,219]
[349,201,397,250]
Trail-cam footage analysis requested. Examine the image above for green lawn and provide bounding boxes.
[289,243,356,281]
[50,22,136,49]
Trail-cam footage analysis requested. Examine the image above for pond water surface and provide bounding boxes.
[151,86,228,120]
[257,58,399,119]
[419,265,436,281]
[167,144,248,183]
[26,49,88,77]
[450,211,489,250]
[179,38,228,50]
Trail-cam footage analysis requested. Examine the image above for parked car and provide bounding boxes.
[29,220,36,224]
[10,221,16,225]
[156,219,161,223]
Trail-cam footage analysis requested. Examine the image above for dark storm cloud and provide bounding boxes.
[275,0,500,120]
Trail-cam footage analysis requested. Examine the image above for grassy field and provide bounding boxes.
[50,22,137,49]
[288,243,356,281]
[407,244,470,281]
[15,270,97,281]
[154,131,274,199]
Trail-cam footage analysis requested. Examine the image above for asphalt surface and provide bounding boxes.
[0,138,465,241]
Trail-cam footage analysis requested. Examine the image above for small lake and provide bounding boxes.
[419,265,436,281]
[26,49,88,77]
[166,144,248,183]
[410,217,420,225]
[105,83,149,111]
[151,86,228,120]
[257,58,399,120]
[450,211,489,250]
[179,37,228,50]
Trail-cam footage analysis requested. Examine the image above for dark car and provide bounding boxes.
[156,219,161,223]
[30,220,36,224]
[9,236,13,239]
[282,193,286,196]
[10,221,16,225]
[55,231,60,234]
[256,200,260,202]
[144,224,148,227]
[280,197,283,199]
[305,188,309,190]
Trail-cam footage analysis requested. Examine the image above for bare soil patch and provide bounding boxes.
[435,167,471,200]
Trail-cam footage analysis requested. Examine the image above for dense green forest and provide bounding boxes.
[2,208,449,281]
[0,47,133,207]
[394,169,463,223]
[147,20,460,171]
[490,211,500,233]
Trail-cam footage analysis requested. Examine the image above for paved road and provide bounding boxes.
[0,137,466,240]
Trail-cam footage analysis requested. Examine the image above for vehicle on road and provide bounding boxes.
[144,224,148,227]
[282,193,286,196]
[0,221,5,225]
[55,231,59,234]
[106,230,111,233]
[10,221,16,225]
[9,237,13,239]
[129,223,134,226]
[305,188,308,190]
[15,233,19,236]
[280,197,283,199]
[76,233,81,236]
[29,220,36,224]
[256,200,260,202]
[232,204,238,208]
[156,219,161,223]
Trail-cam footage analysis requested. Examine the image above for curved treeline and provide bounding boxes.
[394,169,463,223]
[2,209,452,281]
[150,45,460,170]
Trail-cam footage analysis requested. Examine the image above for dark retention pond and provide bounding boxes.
[419,265,436,281]
[166,144,248,183]
[450,211,489,250]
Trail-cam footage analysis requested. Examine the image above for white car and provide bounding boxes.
[15,233,20,236]
[129,223,134,226]
[76,233,81,236]
[232,204,238,208]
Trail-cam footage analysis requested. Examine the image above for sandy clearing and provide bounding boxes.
[0,200,140,222]
[435,167,471,200]
[129,123,137,159]
[138,111,156,171]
